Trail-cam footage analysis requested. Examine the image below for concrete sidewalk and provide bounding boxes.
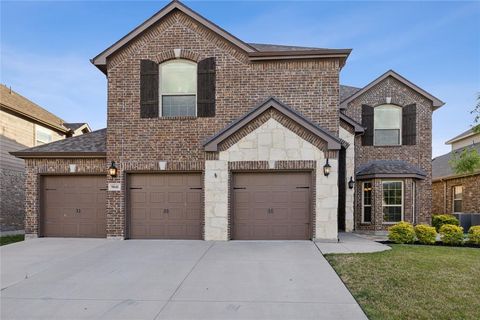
[315,232,391,254]
[1,239,367,320]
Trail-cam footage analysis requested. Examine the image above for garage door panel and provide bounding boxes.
[131,192,146,203]
[233,172,311,240]
[129,173,202,239]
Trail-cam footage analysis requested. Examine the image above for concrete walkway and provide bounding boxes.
[1,239,367,320]
[315,232,391,254]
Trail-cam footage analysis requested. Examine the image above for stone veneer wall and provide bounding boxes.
[23,158,107,237]
[432,174,480,215]
[339,126,355,232]
[205,118,338,241]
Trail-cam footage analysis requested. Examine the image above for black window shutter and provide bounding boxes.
[362,104,374,146]
[402,103,416,145]
[197,57,216,117]
[140,59,159,118]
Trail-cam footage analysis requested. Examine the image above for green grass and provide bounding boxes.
[325,245,480,320]
[0,234,24,246]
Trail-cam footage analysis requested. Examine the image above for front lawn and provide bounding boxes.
[0,234,24,246]
[325,245,480,320]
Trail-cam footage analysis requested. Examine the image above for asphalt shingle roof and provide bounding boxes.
[0,84,67,132]
[248,43,329,52]
[64,122,88,131]
[356,160,427,179]
[11,129,106,157]
[432,143,480,179]
[339,85,361,102]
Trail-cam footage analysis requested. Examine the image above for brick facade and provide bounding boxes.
[432,174,480,215]
[344,76,433,230]
[105,10,341,238]
[0,168,25,232]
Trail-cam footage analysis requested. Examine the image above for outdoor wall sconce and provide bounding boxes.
[348,177,355,189]
[108,161,118,177]
[323,159,331,177]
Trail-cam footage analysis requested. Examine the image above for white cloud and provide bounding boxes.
[1,44,107,130]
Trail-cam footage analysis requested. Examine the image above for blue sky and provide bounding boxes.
[1,1,479,156]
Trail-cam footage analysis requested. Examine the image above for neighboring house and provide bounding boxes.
[432,128,480,214]
[12,1,443,240]
[0,84,90,232]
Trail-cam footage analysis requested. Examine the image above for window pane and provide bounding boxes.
[364,206,372,223]
[36,127,52,145]
[374,129,400,146]
[453,200,462,212]
[453,186,463,200]
[162,95,196,117]
[383,206,402,222]
[363,182,372,205]
[382,181,402,205]
[374,106,401,129]
[161,61,196,94]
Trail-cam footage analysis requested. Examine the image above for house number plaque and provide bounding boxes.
[108,183,121,192]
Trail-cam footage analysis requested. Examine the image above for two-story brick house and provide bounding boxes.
[12,1,443,240]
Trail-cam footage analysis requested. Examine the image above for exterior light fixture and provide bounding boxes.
[348,177,355,189]
[323,159,331,177]
[108,161,118,177]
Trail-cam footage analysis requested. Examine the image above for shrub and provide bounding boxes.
[388,221,415,244]
[432,214,459,232]
[414,224,437,245]
[468,226,480,245]
[439,224,464,245]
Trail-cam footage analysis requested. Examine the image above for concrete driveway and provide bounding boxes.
[1,239,366,320]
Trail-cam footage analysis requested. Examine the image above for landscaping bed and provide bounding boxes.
[326,245,480,320]
[0,234,25,246]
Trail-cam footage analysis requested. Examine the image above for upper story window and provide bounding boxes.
[453,186,463,212]
[35,125,52,146]
[374,104,402,146]
[159,60,197,117]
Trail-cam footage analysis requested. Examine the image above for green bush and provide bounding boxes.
[414,224,437,245]
[432,214,459,232]
[388,221,416,244]
[439,224,464,245]
[468,226,480,245]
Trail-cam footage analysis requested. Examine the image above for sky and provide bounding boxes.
[1,0,479,157]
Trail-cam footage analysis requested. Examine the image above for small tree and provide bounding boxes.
[472,93,480,133]
[449,148,480,174]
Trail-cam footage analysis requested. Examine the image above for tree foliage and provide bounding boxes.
[472,93,480,133]
[449,147,480,174]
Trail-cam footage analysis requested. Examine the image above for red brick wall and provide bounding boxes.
[345,76,434,229]
[432,174,480,214]
[104,11,342,237]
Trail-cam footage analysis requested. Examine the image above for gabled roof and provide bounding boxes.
[203,97,342,152]
[445,127,479,145]
[339,112,365,134]
[91,0,351,73]
[339,70,445,110]
[11,129,107,158]
[432,143,480,180]
[356,160,427,180]
[64,122,90,132]
[339,85,361,102]
[0,84,68,133]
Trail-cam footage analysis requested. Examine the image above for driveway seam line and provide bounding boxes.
[153,241,215,320]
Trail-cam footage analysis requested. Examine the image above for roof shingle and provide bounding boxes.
[432,143,480,179]
[356,160,427,179]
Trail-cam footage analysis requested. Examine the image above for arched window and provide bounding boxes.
[374,104,402,146]
[159,60,197,117]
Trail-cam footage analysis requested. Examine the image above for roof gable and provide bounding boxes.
[91,1,351,73]
[340,70,444,110]
[203,97,342,152]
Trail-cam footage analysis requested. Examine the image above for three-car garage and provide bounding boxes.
[40,172,313,240]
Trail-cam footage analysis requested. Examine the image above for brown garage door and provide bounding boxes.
[42,175,106,238]
[128,173,203,239]
[232,172,311,240]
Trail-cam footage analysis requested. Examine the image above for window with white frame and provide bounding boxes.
[382,181,403,223]
[374,104,402,146]
[453,186,463,213]
[159,60,197,117]
[35,125,53,146]
[362,181,373,223]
